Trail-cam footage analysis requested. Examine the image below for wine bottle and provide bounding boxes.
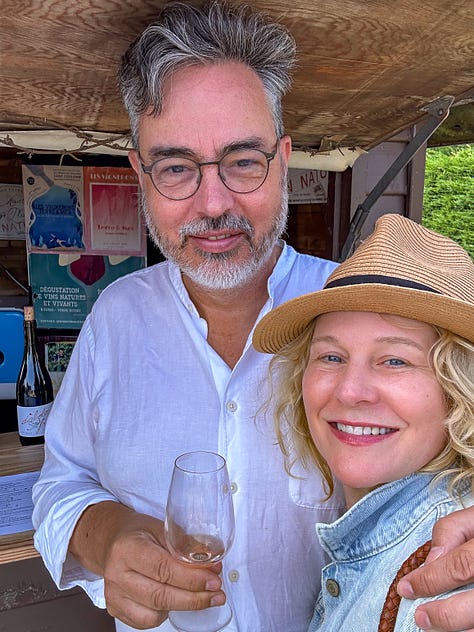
[16,305,54,446]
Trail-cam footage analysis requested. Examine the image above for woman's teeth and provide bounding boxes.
[336,423,394,436]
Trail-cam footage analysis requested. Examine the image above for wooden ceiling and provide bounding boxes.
[1,0,473,153]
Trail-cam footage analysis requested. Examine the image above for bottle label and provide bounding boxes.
[17,403,53,437]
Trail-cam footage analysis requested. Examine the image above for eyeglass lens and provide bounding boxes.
[149,148,272,199]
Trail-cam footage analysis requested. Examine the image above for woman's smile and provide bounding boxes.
[302,311,448,506]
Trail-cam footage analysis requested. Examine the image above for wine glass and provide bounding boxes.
[165,451,235,632]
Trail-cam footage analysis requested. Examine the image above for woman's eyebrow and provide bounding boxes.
[310,335,425,351]
[310,335,339,346]
[376,336,425,351]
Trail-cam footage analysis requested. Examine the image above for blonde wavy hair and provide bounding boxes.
[269,319,474,500]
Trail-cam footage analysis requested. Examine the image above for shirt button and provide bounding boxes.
[226,401,238,413]
[228,570,240,582]
[326,578,340,597]
[230,482,238,494]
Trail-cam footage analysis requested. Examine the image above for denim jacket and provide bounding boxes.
[309,472,474,632]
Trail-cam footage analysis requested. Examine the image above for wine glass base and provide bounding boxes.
[168,603,232,632]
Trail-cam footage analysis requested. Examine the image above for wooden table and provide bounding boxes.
[0,432,44,565]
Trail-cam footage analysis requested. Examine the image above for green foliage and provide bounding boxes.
[422,144,473,258]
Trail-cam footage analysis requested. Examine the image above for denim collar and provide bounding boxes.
[316,472,470,562]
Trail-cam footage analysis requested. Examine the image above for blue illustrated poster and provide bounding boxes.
[23,165,85,251]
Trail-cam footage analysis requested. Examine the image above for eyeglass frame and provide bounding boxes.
[138,141,280,201]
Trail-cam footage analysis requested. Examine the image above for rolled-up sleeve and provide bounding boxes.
[32,317,118,607]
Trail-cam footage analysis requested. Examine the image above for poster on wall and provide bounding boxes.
[288,169,328,204]
[28,252,146,329]
[0,183,25,239]
[83,166,144,255]
[23,164,147,329]
[22,165,146,255]
[44,338,77,396]
[22,165,85,251]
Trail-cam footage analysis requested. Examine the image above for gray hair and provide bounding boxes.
[118,1,296,147]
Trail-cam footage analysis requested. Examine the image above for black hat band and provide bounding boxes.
[324,274,442,294]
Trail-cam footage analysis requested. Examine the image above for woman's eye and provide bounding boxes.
[384,358,407,366]
[322,354,343,363]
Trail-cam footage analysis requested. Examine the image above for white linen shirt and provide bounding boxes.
[32,242,343,632]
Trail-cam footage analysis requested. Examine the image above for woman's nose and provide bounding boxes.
[334,365,379,406]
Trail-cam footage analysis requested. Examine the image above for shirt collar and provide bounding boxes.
[166,239,296,314]
[315,473,463,562]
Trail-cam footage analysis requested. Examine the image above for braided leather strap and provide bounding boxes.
[378,540,432,632]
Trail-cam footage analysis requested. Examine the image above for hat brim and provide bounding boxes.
[253,284,474,354]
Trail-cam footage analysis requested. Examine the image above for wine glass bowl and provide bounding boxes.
[166,528,227,566]
[165,451,235,632]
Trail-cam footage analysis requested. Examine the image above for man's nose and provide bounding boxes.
[193,163,235,217]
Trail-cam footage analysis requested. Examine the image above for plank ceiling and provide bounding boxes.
[1,0,473,153]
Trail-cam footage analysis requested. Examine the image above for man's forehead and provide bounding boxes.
[137,62,276,155]
[143,136,272,161]
[158,62,271,115]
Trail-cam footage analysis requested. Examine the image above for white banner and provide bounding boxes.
[288,169,328,204]
[0,183,25,239]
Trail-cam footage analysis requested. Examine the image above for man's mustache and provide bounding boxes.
[179,213,254,244]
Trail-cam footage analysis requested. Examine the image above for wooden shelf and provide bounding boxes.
[0,432,44,565]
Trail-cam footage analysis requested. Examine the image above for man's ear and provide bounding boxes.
[279,135,292,166]
[128,150,143,185]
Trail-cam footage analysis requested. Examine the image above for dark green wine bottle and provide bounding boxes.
[16,305,54,446]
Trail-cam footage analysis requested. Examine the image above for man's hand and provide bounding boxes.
[397,506,474,632]
[70,501,225,630]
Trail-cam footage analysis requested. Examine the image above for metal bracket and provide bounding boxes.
[339,95,455,261]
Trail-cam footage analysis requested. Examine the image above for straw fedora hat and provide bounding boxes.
[253,213,474,354]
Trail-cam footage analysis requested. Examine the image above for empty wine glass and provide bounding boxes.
[165,451,235,632]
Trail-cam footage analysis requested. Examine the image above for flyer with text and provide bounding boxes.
[22,164,85,251]
[288,168,328,204]
[0,183,25,240]
[29,253,146,328]
[84,166,145,255]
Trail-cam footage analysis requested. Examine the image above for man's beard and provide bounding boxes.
[141,179,289,290]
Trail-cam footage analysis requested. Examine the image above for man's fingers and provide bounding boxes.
[106,573,226,630]
[396,508,474,631]
[399,542,474,598]
[99,513,228,630]
[106,591,168,631]
[132,537,222,591]
[107,527,222,593]
[412,591,474,632]
[428,507,474,558]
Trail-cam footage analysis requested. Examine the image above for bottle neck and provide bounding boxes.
[24,319,38,351]
[23,306,38,355]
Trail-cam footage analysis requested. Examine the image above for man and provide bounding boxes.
[32,3,474,631]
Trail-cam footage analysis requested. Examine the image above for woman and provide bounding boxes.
[253,213,474,631]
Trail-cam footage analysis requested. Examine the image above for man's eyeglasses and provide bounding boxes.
[139,143,279,201]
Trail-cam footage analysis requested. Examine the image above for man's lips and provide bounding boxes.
[187,232,245,252]
[203,233,235,241]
